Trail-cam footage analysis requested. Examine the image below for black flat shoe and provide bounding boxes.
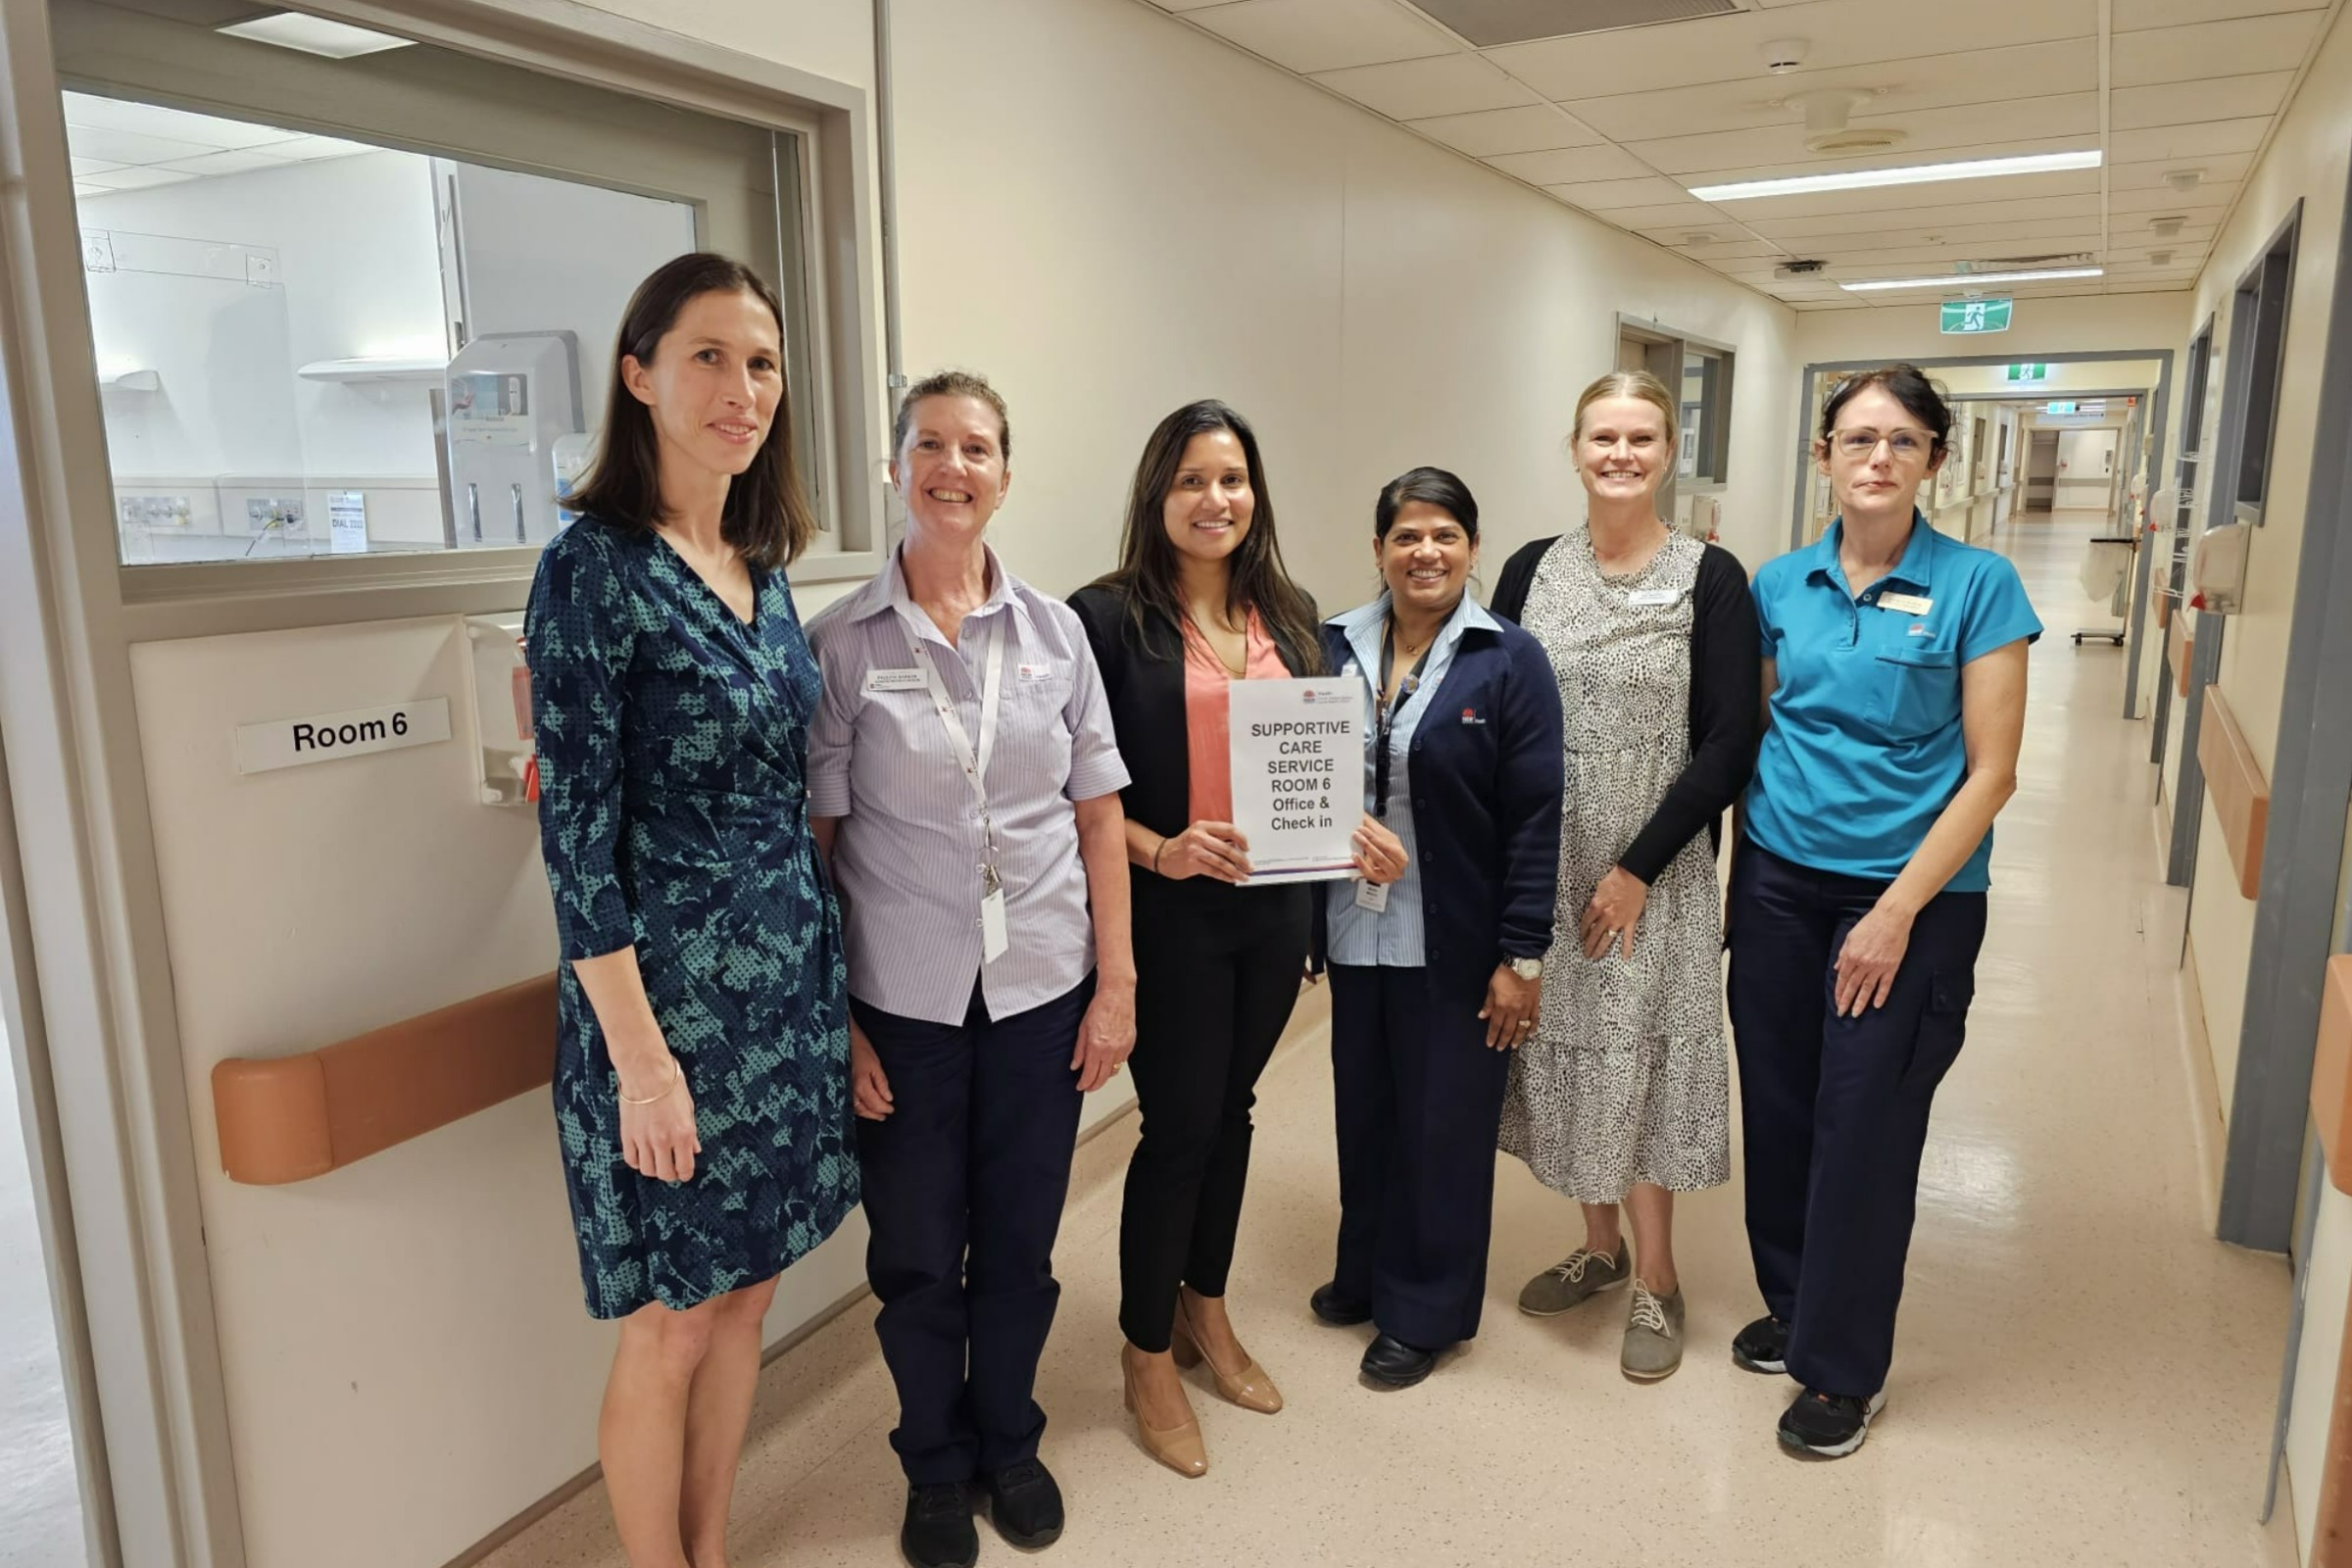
[983,1456,1064,1548]
[901,1482,978,1568]
[1358,1332,1438,1389]
[1310,1282,1372,1326]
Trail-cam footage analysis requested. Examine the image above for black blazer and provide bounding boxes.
[1317,612,1564,1002]
[1067,582,1319,842]
[1490,534,1761,883]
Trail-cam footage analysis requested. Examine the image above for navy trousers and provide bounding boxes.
[1726,841,1987,1398]
[853,974,1090,1485]
[1328,962,1511,1349]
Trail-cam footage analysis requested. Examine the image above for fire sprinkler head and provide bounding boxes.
[1762,37,1809,74]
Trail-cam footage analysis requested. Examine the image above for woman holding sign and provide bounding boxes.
[1071,400,1341,1477]
[808,369,1136,1567]
[1312,466,1564,1390]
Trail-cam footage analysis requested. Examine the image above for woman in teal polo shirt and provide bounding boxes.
[1727,365,2038,1459]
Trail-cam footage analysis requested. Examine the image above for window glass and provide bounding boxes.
[73,92,710,564]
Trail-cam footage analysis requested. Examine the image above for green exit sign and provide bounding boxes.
[2007,363,2050,382]
[1941,298,2014,334]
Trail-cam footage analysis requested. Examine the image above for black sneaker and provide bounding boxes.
[982,1456,1064,1549]
[1732,1314,1788,1374]
[900,1482,978,1568]
[1778,1388,1887,1458]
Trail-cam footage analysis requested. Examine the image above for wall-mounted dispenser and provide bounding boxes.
[2189,519,2251,614]
[444,332,581,550]
[464,613,536,806]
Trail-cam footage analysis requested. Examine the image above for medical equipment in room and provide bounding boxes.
[443,331,582,549]
[2072,534,2136,647]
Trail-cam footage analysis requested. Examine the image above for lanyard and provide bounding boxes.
[906,615,1007,888]
[1373,617,1432,819]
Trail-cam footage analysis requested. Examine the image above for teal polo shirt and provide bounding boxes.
[1744,515,2041,892]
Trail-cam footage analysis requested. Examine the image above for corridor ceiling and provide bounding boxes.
[1144,0,2341,310]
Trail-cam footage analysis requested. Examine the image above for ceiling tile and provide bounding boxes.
[1485,143,1653,183]
[1586,198,1741,229]
[74,165,197,192]
[72,180,106,198]
[1145,0,1237,10]
[64,125,220,167]
[1560,38,2098,143]
[1656,238,1788,259]
[2111,12,2323,84]
[1189,0,1455,74]
[270,133,373,161]
[63,92,285,150]
[2109,116,2273,163]
[154,149,298,177]
[69,156,123,176]
[2109,171,2242,204]
[1543,174,1695,210]
[2112,74,2290,130]
[1309,52,1538,118]
[1485,0,2091,102]
[1634,96,2098,178]
[1403,103,1602,155]
[2114,0,2328,30]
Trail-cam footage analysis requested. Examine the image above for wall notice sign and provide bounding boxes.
[328,490,368,555]
[1226,678,1361,884]
[1940,298,2012,334]
[234,698,451,775]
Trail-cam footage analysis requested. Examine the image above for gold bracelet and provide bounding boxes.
[617,1057,678,1105]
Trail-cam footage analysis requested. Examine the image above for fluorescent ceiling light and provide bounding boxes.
[218,13,414,59]
[1840,268,2105,293]
[1689,150,2101,203]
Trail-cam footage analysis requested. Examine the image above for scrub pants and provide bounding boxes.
[1726,841,1987,1399]
[853,973,1091,1486]
[1328,962,1512,1349]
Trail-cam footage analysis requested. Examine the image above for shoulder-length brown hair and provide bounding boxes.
[1091,400,1323,673]
[564,252,817,568]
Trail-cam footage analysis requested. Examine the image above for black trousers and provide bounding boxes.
[1726,841,1987,1399]
[853,974,1090,1485]
[1118,876,1310,1353]
[1328,962,1510,1349]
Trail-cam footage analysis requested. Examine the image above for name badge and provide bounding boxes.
[980,885,1009,962]
[864,667,926,693]
[1626,587,1683,608]
[1880,592,1934,615]
[1016,662,1057,683]
[1354,879,1391,913]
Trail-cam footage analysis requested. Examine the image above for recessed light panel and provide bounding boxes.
[1839,268,2105,293]
[1409,0,1736,47]
[1689,151,2102,203]
[218,13,415,59]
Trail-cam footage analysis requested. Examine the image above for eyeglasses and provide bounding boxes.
[1833,428,1936,460]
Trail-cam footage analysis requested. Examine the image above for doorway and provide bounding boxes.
[2026,429,2060,513]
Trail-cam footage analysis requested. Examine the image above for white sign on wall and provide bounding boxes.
[233,698,451,775]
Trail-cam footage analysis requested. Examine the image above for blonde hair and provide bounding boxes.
[1571,370,1678,449]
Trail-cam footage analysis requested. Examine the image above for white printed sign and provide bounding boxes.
[234,698,452,775]
[1226,677,1361,884]
[328,490,368,555]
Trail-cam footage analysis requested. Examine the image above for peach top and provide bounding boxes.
[1179,608,1289,824]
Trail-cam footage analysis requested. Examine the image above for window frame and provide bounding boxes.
[1614,314,1737,525]
[48,0,890,643]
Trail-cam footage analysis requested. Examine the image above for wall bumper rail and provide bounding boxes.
[211,973,556,1184]
[2196,687,2271,901]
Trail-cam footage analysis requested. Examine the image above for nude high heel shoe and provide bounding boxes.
[1122,1351,1207,1478]
[1172,1295,1285,1415]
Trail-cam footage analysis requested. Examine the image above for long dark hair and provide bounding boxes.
[564,252,817,568]
[1092,400,1323,673]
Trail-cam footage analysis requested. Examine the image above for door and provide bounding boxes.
[2027,430,2060,511]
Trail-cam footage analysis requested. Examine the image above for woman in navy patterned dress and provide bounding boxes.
[526,252,856,1568]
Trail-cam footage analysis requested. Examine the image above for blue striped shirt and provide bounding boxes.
[807,547,1129,1025]
[1322,591,1498,968]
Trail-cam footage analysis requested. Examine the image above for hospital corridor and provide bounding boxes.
[4,1,2352,1567]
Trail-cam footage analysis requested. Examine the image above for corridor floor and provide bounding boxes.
[486,515,2298,1568]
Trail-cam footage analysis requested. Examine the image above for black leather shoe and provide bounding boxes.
[1310,1282,1373,1326]
[1358,1332,1439,1389]
[982,1456,1064,1548]
[901,1483,978,1568]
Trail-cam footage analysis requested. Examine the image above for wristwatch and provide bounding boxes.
[1506,956,1544,981]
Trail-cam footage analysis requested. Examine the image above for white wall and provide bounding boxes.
[80,152,444,486]
[1796,293,2194,364]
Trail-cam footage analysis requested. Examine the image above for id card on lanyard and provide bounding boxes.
[909,618,1011,962]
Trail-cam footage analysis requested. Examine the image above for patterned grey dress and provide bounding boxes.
[527,516,858,1319]
[1497,528,1732,1202]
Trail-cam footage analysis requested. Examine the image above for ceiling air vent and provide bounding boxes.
[1982,252,2095,268]
[1409,0,1741,48]
[1774,260,1829,278]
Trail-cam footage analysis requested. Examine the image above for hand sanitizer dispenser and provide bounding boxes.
[2189,519,2251,614]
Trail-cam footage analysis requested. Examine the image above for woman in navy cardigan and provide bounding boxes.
[1310,467,1565,1389]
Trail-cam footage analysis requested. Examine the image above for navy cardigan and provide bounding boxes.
[1316,610,1565,1002]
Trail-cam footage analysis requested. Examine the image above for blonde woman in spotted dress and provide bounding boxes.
[1492,370,1760,1381]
